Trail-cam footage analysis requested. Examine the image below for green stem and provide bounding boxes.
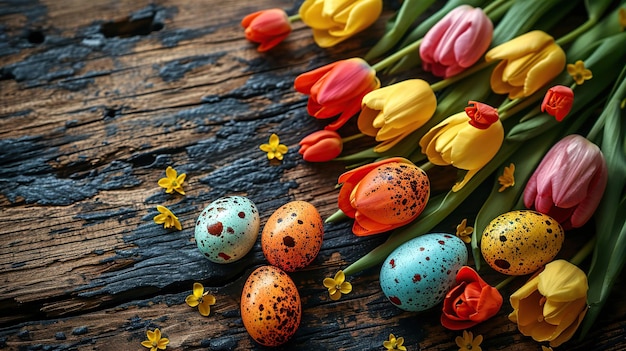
[341,133,365,143]
[419,161,434,172]
[288,14,301,23]
[430,60,495,92]
[372,39,423,72]
[570,236,597,266]
[555,17,597,47]
[495,275,516,291]
[325,209,348,223]
[483,0,512,17]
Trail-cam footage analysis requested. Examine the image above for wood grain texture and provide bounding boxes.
[1,0,624,350]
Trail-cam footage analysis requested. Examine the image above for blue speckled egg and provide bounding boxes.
[194,196,260,263]
[379,233,468,312]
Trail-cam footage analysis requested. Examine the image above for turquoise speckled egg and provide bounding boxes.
[194,196,260,263]
[379,233,468,312]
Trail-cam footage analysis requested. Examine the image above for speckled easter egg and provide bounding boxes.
[481,210,564,275]
[262,201,324,272]
[379,233,468,312]
[194,196,260,263]
[241,265,301,347]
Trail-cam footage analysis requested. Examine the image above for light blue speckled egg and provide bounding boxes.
[379,233,468,312]
[194,196,260,263]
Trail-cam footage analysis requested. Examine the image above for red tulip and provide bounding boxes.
[299,130,343,162]
[294,58,380,130]
[441,266,503,330]
[464,100,499,130]
[241,9,292,52]
[541,85,574,121]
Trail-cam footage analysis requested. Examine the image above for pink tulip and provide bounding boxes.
[299,130,343,162]
[294,58,380,130]
[419,5,493,78]
[524,134,608,229]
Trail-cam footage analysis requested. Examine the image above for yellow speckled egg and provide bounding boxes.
[481,210,564,275]
[241,265,301,347]
[261,201,324,272]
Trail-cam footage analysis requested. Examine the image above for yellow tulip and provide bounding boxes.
[419,101,503,192]
[299,0,383,48]
[486,30,566,99]
[509,260,588,347]
[357,79,437,152]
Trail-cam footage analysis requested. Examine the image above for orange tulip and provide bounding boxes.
[299,130,343,162]
[242,9,292,52]
[337,157,429,236]
[294,58,380,130]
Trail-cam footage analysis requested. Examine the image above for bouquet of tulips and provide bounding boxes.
[242,0,626,348]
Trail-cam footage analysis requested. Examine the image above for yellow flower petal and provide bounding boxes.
[185,294,199,307]
[198,301,211,316]
[192,282,204,298]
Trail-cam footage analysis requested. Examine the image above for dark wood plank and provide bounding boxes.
[1,0,625,350]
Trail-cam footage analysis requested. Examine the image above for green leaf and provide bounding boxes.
[364,0,437,61]
[584,0,614,20]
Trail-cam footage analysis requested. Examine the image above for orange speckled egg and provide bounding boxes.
[241,265,301,347]
[481,210,564,275]
[261,201,324,272]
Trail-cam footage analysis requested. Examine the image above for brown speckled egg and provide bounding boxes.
[481,210,564,275]
[241,265,301,347]
[261,201,324,272]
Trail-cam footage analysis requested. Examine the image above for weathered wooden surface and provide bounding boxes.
[1,0,625,350]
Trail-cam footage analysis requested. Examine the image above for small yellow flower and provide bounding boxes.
[567,60,592,85]
[153,205,182,230]
[260,133,288,160]
[383,333,407,351]
[456,219,474,244]
[323,270,352,301]
[141,328,169,351]
[185,282,216,316]
[542,346,554,351]
[158,166,186,195]
[619,7,626,31]
[456,330,483,351]
[497,163,515,192]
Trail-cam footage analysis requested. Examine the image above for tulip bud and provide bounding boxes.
[523,134,608,229]
[541,85,574,121]
[299,130,343,162]
[241,9,292,52]
[464,100,499,129]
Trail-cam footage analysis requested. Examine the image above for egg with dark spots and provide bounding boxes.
[262,201,324,272]
[194,196,260,263]
[241,265,301,347]
[481,210,564,275]
[379,233,468,312]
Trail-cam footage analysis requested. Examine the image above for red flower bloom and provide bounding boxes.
[464,100,499,130]
[441,266,503,330]
[294,58,380,130]
[241,9,292,52]
[541,85,574,121]
[299,130,343,162]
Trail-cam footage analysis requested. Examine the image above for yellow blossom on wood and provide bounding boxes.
[567,60,592,85]
[153,205,182,230]
[383,333,407,351]
[185,282,216,316]
[456,330,483,351]
[456,219,474,244]
[260,133,288,160]
[141,328,169,351]
[498,163,515,192]
[158,166,186,195]
[323,270,352,301]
